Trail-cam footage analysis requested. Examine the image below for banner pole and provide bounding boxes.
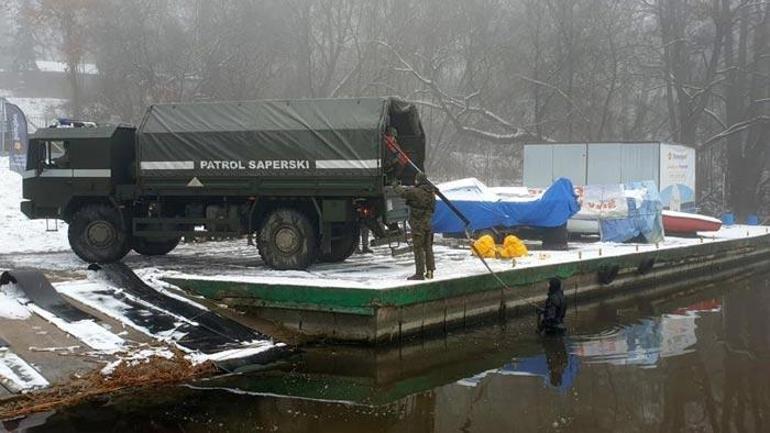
[0,97,6,155]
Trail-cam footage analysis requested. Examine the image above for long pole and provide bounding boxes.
[388,139,542,311]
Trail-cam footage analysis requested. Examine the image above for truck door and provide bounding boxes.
[25,140,73,209]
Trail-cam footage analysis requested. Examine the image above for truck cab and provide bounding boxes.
[21,124,135,221]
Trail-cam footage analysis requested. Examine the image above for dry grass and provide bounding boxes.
[0,350,216,419]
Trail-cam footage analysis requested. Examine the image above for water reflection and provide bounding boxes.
[456,299,721,394]
[571,299,720,368]
[13,275,770,433]
[458,337,580,393]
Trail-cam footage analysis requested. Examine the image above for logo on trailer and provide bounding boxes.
[199,160,310,170]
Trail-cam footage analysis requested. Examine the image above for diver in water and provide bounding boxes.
[538,277,567,335]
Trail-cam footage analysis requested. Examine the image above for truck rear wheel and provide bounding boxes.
[133,236,181,256]
[68,204,131,263]
[318,222,359,263]
[258,208,318,270]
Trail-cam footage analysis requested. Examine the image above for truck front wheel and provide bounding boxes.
[68,204,131,263]
[258,208,318,270]
[133,236,181,256]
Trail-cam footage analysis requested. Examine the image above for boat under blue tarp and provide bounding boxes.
[432,177,580,233]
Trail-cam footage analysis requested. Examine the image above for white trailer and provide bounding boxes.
[523,142,696,211]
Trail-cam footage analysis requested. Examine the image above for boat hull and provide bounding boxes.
[663,211,722,234]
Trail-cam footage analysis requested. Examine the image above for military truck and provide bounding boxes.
[20,97,425,270]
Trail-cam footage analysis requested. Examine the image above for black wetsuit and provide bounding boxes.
[539,286,567,334]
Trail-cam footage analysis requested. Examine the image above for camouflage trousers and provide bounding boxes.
[412,229,435,276]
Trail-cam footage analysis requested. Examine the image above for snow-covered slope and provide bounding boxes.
[0,156,70,254]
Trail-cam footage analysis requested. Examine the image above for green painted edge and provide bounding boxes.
[166,234,769,316]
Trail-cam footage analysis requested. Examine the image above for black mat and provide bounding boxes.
[94,263,280,355]
[0,270,91,322]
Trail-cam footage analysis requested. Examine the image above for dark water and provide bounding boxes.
[9,273,770,433]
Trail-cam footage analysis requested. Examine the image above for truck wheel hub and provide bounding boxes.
[86,221,116,248]
[274,227,300,254]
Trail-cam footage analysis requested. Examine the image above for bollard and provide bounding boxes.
[598,248,602,257]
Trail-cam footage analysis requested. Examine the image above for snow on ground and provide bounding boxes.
[0,284,31,320]
[35,60,99,76]
[0,349,49,392]
[24,304,125,354]
[100,347,175,376]
[1,282,124,353]
[0,156,71,254]
[164,225,770,290]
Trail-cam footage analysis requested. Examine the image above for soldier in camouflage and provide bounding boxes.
[394,172,436,280]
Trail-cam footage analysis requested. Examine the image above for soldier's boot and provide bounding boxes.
[425,237,435,280]
[410,232,427,281]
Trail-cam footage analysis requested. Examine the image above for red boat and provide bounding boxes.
[662,210,722,234]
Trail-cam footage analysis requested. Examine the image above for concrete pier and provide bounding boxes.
[167,227,770,344]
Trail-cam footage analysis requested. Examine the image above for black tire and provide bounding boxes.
[258,208,319,270]
[133,236,181,256]
[68,204,131,263]
[319,222,359,263]
[637,257,656,274]
[598,264,620,285]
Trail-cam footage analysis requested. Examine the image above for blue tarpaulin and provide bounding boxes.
[432,177,580,233]
[599,180,664,243]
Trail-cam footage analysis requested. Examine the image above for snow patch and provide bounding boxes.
[0,349,49,391]
[0,284,32,320]
[100,347,175,376]
[35,60,99,75]
[0,156,71,254]
[186,340,284,364]
[25,304,125,354]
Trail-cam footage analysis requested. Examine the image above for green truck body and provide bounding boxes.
[20,97,425,269]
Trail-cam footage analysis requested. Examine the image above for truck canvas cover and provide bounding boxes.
[137,97,423,178]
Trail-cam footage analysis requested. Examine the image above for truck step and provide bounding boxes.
[390,245,414,256]
[45,218,59,232]
[370,231,406,247]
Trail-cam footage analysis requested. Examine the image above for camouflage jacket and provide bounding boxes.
[394,183,436,230]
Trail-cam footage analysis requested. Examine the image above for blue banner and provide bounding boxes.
[5,103,29,173]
